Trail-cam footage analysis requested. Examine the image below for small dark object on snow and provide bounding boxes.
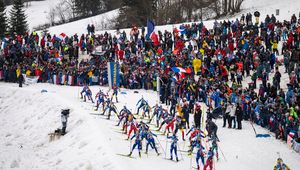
[134,91,139,93]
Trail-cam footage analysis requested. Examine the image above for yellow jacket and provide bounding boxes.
[271,40,278,49]
[87,71,93,78]
[176,105,183,117]
[16,68,21,78]
[26,70,31,76]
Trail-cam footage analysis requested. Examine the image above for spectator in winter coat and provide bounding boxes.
[236,103,243,129]
[194,102,202,129]
[229,103,237,128]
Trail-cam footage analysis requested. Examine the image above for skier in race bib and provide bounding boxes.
[167,133,179,162]
[80,85,94,103]
[136,96,148,115]
[128,130,142,157]
[94,89,107,111]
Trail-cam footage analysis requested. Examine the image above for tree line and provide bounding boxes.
[0,0,28,36]
[116,0,244,28]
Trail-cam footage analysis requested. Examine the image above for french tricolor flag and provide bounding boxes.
[147,19,159,46]
[170,75,178,82]
[171,67,187,73]
[289,131,295,138]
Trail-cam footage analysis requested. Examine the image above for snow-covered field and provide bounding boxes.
[6,0,61,30]
[46,0,300,36]
[0,74,300,170]
[9,0,300,36]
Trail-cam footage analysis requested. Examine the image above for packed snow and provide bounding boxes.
[0,79,300,170]
[6,0,61,30]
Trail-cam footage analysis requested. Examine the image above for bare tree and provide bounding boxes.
[47,8,56,26]
[63,0,76,19]
[56,4,66,23]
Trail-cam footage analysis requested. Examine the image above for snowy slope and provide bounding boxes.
[1,67,300,170]
[7,0,299,35]
[47,9,119,36]
[43,0,300,36]
[6,0,61,30]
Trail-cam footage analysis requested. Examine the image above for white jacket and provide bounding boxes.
[226,105,236,117]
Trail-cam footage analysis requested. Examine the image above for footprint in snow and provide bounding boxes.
[56,159,62,165]
[78,141,87,149]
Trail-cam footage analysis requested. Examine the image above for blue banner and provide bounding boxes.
[108,62,120,88]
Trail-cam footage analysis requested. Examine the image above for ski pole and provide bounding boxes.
[155,136,166,155]
[129,139,132,154]
[165,139,168,159]
[250,121,257,136]
[218,144,227,162]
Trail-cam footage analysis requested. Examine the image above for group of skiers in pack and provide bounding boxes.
[79,83,221,170]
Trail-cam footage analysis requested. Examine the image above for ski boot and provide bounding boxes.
[138,151,141,158]
[176,157,179,162]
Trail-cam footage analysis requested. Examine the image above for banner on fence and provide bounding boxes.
[287,136,294,149]
[293,141,300,153]
[68,75,74,86]
[107,62,120,89]
[23,74,39,85]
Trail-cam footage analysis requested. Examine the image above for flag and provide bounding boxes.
[147,19,155,38]
[179,25,186,35]
[185,67,192,74]
[289,131,295,138]
[170,76,178,82]
[57,33,66,41]
[171,67,186,73]
[151,32,159,46]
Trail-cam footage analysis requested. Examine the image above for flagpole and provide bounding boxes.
[157,75,160,104]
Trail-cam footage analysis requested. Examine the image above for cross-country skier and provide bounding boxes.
[167,133,179,161]
[94,89,107,111]
[140,102,151,119]
[117,105,132,126]
[80,85,94,103]
[149,105,165,127]
[126,118,138,140]
[195,140,206,170]
[145,130,160,156]
[187,127,206,153]
[102,100,118,119]
[174,116,186,141]
[209,133,219,160]
[273,158,290,170]
[203,147,214,170]
[136,96,148,115]
[161,115,176,135]
[111,84,119,103]
[128,130,142,157]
